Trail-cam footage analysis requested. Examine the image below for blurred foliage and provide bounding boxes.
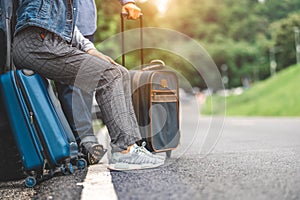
[203,64,300,116]
[270,13,300,70]
[93,0,300,89]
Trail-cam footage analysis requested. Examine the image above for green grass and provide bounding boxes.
[202,64,300,116]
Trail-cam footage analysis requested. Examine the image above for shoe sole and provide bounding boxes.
[87,144,107,165]
[107,162,164,171]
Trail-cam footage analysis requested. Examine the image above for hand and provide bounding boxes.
[122,3,141,20]
[87,49,118,66]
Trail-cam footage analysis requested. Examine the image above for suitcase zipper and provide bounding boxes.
[29,112,34,124]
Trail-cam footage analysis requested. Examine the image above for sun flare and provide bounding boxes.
[138,0,169,14]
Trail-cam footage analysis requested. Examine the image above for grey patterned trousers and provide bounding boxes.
[13,27,141,152]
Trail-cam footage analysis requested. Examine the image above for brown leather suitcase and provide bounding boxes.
[121,14,180,157]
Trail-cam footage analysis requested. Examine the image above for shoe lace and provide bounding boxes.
[136,141,152,156]
[136,142,165,161]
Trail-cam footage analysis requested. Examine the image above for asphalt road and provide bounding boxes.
[1,101,300,200]
[111,116,300,200]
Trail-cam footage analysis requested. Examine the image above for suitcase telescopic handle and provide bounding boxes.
[121,12,144,68]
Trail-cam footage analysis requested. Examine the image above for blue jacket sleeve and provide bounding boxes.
[119,0,136,5]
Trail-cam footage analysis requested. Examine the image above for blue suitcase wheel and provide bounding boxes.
[76,158,87,170]
[25,176,36,188]
[61,163,74,175]
[68,163,74,174]
[61,165,68,175]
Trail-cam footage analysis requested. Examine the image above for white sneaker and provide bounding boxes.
[108,144,164,171]
[139,141,165,161]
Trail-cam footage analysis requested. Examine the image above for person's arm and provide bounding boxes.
[86,49,118,65]
[72,26,96,52]
[120,0,141,20]
[72,26,117,65]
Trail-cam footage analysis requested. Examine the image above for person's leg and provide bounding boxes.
[54,32,103,164]
[54,83,94,143]
[91,65,165,168]
[54,83,105,164]
[94,66,141,152]
[13,27,164,168]
[13,27,140,150]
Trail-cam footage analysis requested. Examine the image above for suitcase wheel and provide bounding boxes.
[61,165,68,175]
[166,150,172,159]
[76,158,87,170]
[68,163,74,174]
[61,163,74,175]
[25,176,37,188]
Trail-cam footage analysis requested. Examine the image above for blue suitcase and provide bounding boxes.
[0,70,86,187]
[0,0,86,187]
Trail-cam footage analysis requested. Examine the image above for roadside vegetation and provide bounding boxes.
[202,64,300,116]
[94,0,300,116]
[95,0,300,89]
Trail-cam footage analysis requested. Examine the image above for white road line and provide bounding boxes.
[80,164,117,200]
[80,127,117,200]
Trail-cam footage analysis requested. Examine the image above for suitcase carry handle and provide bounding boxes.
[142,59,165,71]
[121,12,144,68]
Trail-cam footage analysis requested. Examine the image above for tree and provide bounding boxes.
[92,0,300,89]
[255,0,300,23]
[270,13,300,70]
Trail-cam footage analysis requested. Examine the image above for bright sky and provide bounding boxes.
[138,0,169,14]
